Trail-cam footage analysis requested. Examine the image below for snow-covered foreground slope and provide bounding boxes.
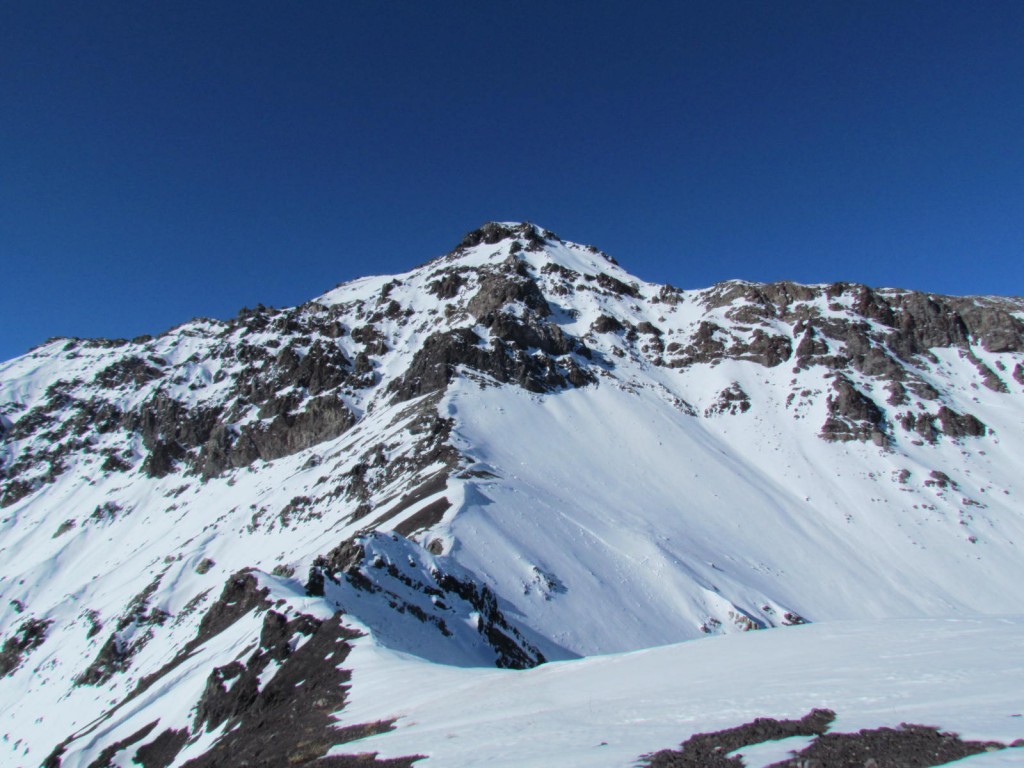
[335,615,1024,767]
[3,222,1024,765]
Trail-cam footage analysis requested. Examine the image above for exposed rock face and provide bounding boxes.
[43,570,419,768]
[466,257,552,320]
[820,375,889,445]
[308,531,546,669]
[389,326,589,401]
[198,393,356,478]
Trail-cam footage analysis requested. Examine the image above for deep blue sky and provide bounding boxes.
[2,2,1023,361]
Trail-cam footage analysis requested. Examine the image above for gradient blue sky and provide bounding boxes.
[2,2,1023,361]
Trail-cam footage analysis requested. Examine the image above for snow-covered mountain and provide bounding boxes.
[3,222,1024,767]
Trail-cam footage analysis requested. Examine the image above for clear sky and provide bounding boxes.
[2,2,1023,361]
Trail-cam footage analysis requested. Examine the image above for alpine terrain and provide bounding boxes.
[3,222,1024,767]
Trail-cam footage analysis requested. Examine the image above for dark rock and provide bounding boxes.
[84,721,158,768]
[591,272,640,297]
[118,571,270,710]
[853,346,904,379]
[937,406,986,438]
[388,327,587,402]
[907,378,941,400]
[392,496,452,537]
[467,268,551,321]
[794,326,832,368]
[75,633,132,686]
[642,708,836,767]
[90,501,123,524]
[957,300,1024,353]
[886,293,970,358]
[75,578,169,686]
[657,284,684,305]
[120,392,222,476]
[592,314,625,334]
[142,440,187,478]
[133,728,189,768]
[196,571,271,644]
[195,660,258,732]
[456,221,548,251]
[307,538,367,596]
[429,564,545,669]
[886,381,908,406]
[269,339,352,396]
[769,722,1005,767]
[0,478,35,508]
[457,222,519,248]
[666,321,729,368]
[199,394,356,477]
[0,617,52,677]
[95,357,164,388]
[100,450,133,473]
[183,613,419,768]
[486,312,574,355]
[705,383,752,417]
[926,470,958,490]
[908,412,938,443]
[820,376,888,445]
[641,708,1006,768]
[428,272,466,299]
[737,329,792,367]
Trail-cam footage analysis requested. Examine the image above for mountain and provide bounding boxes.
[2,222,1024,767]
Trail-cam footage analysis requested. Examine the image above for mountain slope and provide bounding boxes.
[2,222,1024,766]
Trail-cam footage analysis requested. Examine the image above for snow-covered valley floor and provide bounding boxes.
[335,616,1024,767]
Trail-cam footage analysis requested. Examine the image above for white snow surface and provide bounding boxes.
[334,616,1024,767]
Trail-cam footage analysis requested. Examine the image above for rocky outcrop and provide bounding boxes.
[937,406,987,438]
[640,708,1009,768]
[0,617,52,678]
[643,708,837,767]
[198,393,356,477]
[820,375,888,445]
[388,327,590,401]
[45,569,418,768]
[467,258,551,320]
[455,221,549,252]
[704,383,752,417]
[307,532,546,670]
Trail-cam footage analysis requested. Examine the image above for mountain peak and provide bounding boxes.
[455,221,553,250]
[447,221,619,269]
[4,224,1024,766]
